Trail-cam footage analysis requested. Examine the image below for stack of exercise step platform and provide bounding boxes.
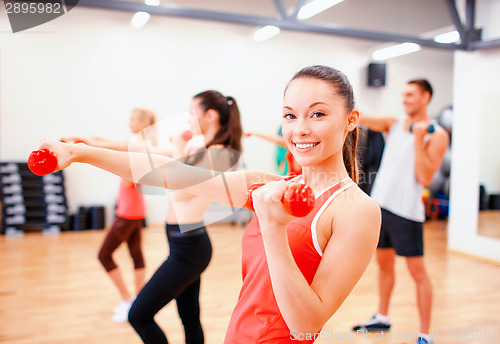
[71,205,106,231]
[0,162,69,235]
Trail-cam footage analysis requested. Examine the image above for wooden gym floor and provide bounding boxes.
[1,219,499,344]
[477,210,500,240]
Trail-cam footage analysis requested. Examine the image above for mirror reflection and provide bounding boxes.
[478,94,500,240]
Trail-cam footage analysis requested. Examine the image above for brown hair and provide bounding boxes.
[286,65,359,183]
[185,91,243,167]
[193,90,242,152]
[408,79,433,99]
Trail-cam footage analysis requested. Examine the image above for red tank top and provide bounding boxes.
[224,178,354,343]
[115,180,146,220]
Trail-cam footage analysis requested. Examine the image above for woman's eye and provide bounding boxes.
[312,111,326,118]
[283,113,296,119]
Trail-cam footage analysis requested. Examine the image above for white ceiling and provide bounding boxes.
[115,0,454,37]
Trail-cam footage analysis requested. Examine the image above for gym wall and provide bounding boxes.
[0,7,454,225]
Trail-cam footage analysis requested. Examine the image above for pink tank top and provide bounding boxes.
[115,180,146,220]
[224,178,355,343]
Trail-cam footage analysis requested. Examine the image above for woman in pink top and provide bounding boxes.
[40,65,381,343]
[66,108,157,322]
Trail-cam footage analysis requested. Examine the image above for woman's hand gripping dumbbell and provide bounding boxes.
[245,181,315,217]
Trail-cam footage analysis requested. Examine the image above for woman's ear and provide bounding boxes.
[205,109,220,124]
[346,109,359,131]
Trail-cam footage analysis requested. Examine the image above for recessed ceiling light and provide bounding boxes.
[131,12,151,29]
[372,42,421,61]
[253,25,281,42]
[297,0,345,21]
[434,31,460,44]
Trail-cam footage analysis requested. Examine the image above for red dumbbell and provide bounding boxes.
[170,131,193,143]
[282,183,315,217]
[246,182,315,217]
[181,130,193,141]
[28,149,58,176]
[245,183,265,212]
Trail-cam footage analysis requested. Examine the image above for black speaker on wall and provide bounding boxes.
[368,63,386,87]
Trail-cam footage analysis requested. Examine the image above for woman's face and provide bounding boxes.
[282,77,354,169]
[129,111,149,134]
[188,98,209,135]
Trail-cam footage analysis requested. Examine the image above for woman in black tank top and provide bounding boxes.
[128,90,243,344]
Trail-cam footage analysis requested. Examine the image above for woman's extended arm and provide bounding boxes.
[38,140,279,207]
[61,135,173,157]
[61,136,131,151]
[245,132,287,148]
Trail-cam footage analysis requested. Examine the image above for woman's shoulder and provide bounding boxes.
[318,185,381,251]
[331,184,381,225]
[209,144,225,149]
[316,183,381,251]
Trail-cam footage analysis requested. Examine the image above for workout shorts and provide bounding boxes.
[377,208,424,257]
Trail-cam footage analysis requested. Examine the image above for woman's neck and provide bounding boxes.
[301,155,349,194]
[203,125,220,147]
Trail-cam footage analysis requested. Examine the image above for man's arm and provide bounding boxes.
[413,123,450,186]
[358,111,397,133]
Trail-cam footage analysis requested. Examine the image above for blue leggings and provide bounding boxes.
[128,223,212,344]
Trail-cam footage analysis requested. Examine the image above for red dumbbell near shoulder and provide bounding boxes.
[282,183,315,218]
[246,181,315,217]
[28,149,58,176]
[245,183,265,212]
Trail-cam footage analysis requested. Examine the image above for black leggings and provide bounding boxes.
[128,223,212,344]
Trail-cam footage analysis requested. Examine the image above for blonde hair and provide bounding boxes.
[132,107,158,146]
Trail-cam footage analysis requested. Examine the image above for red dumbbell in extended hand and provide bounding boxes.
[169,130,193,144]
[28,149,58,176]
[246,182,315,217]
[181,130,193,141]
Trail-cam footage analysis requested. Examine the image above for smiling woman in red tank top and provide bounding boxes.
[37,65,381,344]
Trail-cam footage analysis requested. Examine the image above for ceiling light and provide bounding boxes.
[434,30,460,44]
[297,0,345,21]
[372,42,421,61]
[253,25,281,42]
[131,12,151,29]
[145,0,160,6]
